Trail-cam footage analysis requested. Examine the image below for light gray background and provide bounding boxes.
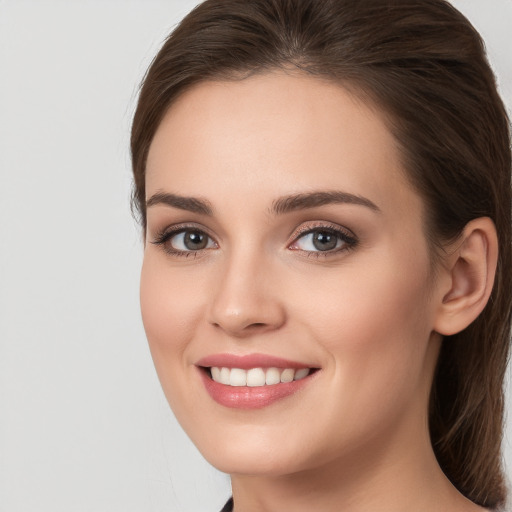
[0,1,511,511]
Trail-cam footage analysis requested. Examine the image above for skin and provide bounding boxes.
[141,72,491,512]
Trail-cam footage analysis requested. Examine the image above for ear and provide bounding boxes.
[433,217,498,336]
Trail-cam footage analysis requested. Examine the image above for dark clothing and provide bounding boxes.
[220,497,233,512]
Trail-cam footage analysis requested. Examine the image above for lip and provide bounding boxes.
[196,353,313,370]
[196,353,319,409]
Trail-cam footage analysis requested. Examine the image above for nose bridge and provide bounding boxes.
[207,242,285,336]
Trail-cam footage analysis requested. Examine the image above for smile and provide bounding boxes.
[196,354,319,409]
[210,366,311,387]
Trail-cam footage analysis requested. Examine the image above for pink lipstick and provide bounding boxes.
[196,353,318,409]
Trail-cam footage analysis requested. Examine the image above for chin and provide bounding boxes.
[203,447,309,477]
[185,421,322,477]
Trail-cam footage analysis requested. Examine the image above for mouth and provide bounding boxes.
[196,354,320,409]
[205,366,313,386]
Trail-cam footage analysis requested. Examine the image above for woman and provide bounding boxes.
[131,0,511,510]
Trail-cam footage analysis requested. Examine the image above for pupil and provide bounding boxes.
[184,231,207,250]
[313,231,337,251]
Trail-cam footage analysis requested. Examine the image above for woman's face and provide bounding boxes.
[141,72,443,476]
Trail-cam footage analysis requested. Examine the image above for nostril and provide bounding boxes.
[211,320,275,338]
[208,302,286,335]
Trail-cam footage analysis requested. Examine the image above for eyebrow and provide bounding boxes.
[146,191,213,215]
[270,191,380,215]
[145,189,380,216]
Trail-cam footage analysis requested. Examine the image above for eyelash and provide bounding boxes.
[151,222,358,259]
[288,223,358,258]
[151,224,217,258]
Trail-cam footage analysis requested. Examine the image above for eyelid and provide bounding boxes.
[287,221,358,255]
[289,221,356,240]
[150,222,218,256]
[151,222,216,241]
[149,220,357,258]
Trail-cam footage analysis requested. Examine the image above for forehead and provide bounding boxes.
[145,72,420,220]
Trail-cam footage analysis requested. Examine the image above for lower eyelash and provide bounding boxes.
[151,228,206,257]
[151,232,170,246]
[290,225,358,257]
[151,229,175,247]
[306,237,357,258]
[150,224,357,258]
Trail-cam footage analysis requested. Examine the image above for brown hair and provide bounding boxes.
[131,0,512,507]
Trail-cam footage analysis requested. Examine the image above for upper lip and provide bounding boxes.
[196,353,316,370]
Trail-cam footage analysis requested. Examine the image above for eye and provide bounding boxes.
[151,227,217,256]
[289,225,357,254]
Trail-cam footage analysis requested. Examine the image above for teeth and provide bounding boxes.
[266,367,281,385]
[211,367,221,382]
[294,368,310,380]
[220,367,230,385]
[280,368,294,383]
[210,367,311,387]
[229,368,247,386]
[247,368,266,387]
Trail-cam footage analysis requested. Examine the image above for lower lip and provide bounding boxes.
[199,369,314,409]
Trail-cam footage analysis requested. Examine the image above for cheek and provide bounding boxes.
[294,256,431,343]
[290,249,435,411]
[139,253,216,425]
[140,254,204,367]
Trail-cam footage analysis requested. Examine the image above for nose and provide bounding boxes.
[207,251,286,338]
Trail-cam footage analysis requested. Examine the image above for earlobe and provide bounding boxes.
[434,217,498,336]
